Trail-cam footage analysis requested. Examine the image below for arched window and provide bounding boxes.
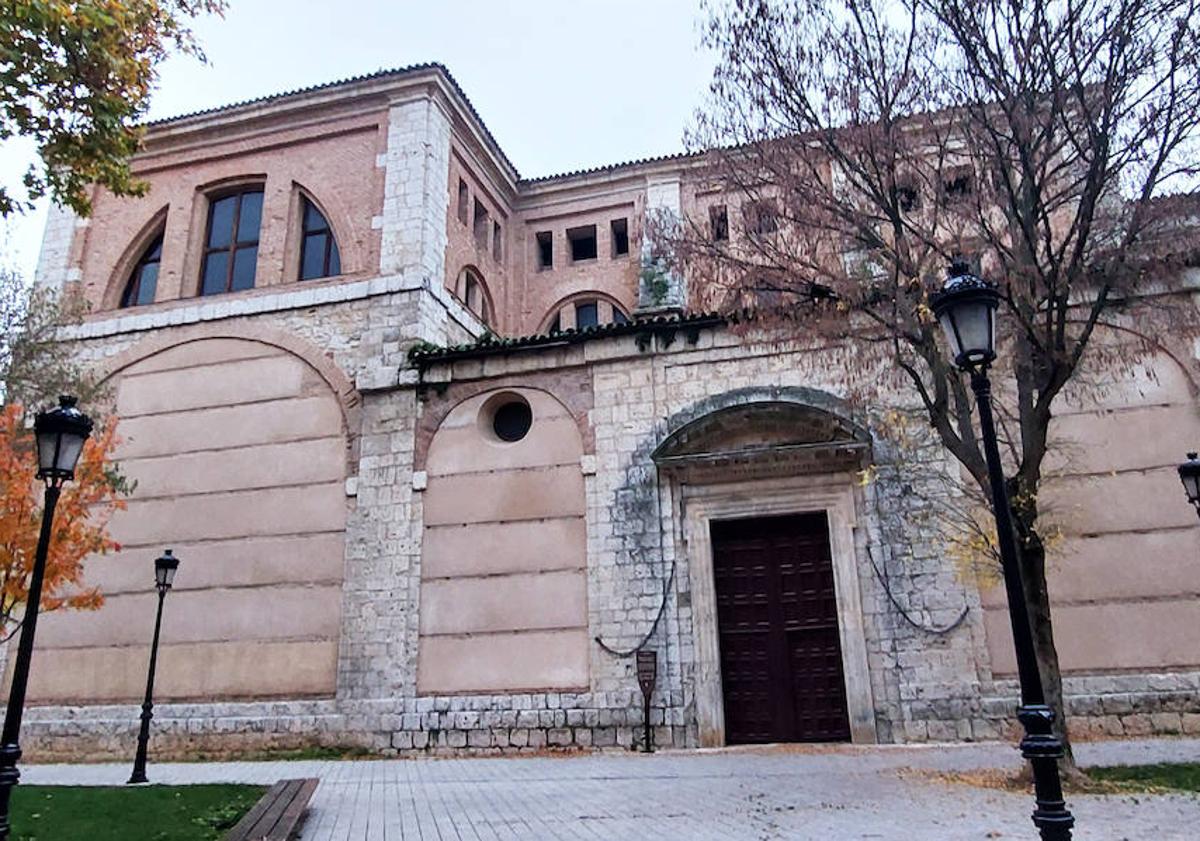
[120,235,163,308]
[455,266,492,326]
[299,197,341,280]
[543,294,630,333]
[200,188,263,296]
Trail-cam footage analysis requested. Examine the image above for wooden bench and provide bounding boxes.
[224,778,319,841]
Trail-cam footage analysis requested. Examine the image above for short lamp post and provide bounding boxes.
[0,396,93,841]
[1177,453,1200,519]
[931,266,1075,841]
[128,550,180,785]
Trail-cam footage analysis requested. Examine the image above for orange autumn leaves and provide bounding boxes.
[0,403,129,637]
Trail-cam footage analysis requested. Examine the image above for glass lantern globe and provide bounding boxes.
[34,396,94,484]
[155,549,180,592]
[930,265,1001,371]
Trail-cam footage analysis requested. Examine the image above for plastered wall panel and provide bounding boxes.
[417,630,589,694]
[422,517,586,578]
[420,570,587,635]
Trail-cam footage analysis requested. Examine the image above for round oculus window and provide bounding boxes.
[492,399,533,442]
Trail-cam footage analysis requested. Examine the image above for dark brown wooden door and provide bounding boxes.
[711,512,851,744]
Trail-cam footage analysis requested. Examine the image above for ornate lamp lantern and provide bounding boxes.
[930,262,1001,370]
[34,395,94,484]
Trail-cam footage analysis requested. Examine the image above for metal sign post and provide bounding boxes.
[636,649,658,753]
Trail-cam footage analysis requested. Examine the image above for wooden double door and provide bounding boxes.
[711,512,852,744]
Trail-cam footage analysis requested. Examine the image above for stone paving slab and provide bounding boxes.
[22,738,1200,840]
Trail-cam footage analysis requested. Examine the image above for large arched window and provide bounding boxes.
[299,197,341,280]
[120,235,163,308]
[200,188,263,296]
[543,294,630,333]
[454,266,492,326]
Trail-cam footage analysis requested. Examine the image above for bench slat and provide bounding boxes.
[224,780,289,841]
[224,778,319,841]
[251,779,303,837]
[273,778,319,837]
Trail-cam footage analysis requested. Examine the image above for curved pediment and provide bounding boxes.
[652,401,870,479]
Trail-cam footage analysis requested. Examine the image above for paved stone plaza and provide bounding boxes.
[23,738,1200,839]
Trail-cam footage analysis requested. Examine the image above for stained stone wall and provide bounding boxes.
[18,316,1200,758]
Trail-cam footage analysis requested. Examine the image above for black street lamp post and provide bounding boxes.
[128,550,180,785]
[931,266,1075,841]
[0,396,93,841]
[1177,453,1200,519]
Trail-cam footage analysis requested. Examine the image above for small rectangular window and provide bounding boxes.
[536,231,553,270]
[567,224,598,262]
[575,301,599,329]
[895,183,920,212]
[457,179,469,225]
[610,218,629,257]
[747,201,777,237]
[943,168,974,203]
[710,204,729,241]
[493,221,503,262]
[473,199,489,247]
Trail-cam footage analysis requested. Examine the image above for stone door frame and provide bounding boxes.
[680,473,877,746]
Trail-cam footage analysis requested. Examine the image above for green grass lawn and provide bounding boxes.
[10,784,266,841]
[1086,762,1200,793]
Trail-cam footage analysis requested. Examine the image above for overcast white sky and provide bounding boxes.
[1,0,715,279]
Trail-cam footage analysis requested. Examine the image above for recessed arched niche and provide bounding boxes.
[418,387,589,695]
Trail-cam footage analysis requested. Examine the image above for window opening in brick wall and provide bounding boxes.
[120,235,163,308]
[895,183,920,212]
[611,218,630,257]
[575,300,599,329]
[299,197,342,281]
[943,168,974,203]
[567,224,598,262]
[200,188,263,296]
[710,204,729,241]
[747,201,777,238]
[536,231,553,270]
[457,179,469,225]
[492,221,503,262]
[473,199,490,248]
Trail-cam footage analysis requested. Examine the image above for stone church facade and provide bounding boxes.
[17,64,1200,758]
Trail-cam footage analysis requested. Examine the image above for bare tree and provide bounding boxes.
[0,259,98,409]
[671,0,1200,773]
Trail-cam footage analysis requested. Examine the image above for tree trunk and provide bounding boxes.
[1012,509,1083,780]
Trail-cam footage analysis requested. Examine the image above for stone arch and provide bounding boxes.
[654,385,871,461]
[102,204,169,311]
[96,322,360,475]
[653,393,872,479]
[418,385,590,695]
[413,371,594,472]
